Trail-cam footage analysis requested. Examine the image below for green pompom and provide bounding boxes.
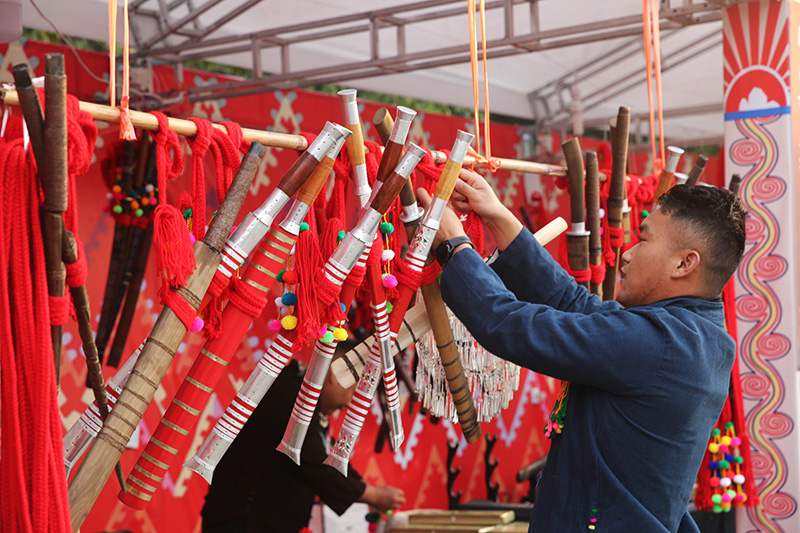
[641,210,650,218]
[718,460,730,469]
[712,504,723,514]
[711,494,722,504]
[183,208,192,219]
[386,302,394,314]
[112,205,123,214]
[725,421,735,430]
[379,222,394,235]
[337,230,346,241]
[321,331,335,343]
[732,456,744,464]
[712,428,721,437]
[277,269,286,283]
[135,208,144,217]
[299,222,310,232]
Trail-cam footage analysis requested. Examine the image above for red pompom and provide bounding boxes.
[282,270,299,285]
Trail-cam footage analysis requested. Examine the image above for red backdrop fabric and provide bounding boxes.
[0,38,723,532]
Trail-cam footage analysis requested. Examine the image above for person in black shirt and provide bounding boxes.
[202,344,405,533]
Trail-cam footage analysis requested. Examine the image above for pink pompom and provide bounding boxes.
[268,319,282,332]
[382,274,398,289]
[190,234,197,245]
[730,437,741,447]
[721,493,732,503]
[733,493,745,503]
[189,317,204,332]
[719,444,729,453]
[318,325,328,337]
[150,198,158,206]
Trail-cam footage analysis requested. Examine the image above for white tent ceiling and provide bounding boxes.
[22,0,739,144]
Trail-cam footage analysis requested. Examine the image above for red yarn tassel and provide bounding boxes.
[294,208,324,349]
[153,204,196,292]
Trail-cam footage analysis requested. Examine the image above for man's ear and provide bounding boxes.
[672,249,701,279]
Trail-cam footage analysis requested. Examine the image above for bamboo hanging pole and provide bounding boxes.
[0,88,567,178]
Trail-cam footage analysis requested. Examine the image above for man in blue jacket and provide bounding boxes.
[416,172,746,533]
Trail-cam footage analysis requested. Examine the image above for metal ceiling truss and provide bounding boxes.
[131,0,748,104]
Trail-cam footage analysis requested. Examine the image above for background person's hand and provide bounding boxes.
[415,188,466,248]
[361,484,406,511]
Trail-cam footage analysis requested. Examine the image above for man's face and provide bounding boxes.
[617,209,683,308]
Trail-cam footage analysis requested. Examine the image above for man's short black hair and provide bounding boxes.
[658,184,747,295]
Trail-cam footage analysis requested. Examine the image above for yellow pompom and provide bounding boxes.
[281,315,298,330]
[333,327,348,341]
[708,443,720,454]
[720,436,732,446]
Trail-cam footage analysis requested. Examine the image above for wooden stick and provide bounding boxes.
[0,88,568,178]
[562,138,590,290]
[602,108,630,301]
[62,229,127,492]
[685,154,708,187]
[585,151,602,298]
[68,144,264,531]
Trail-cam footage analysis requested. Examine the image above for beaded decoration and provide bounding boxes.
[379,215,398,294]
[707,422,747,513]
[544,380,570,438]
[415,312,520,423]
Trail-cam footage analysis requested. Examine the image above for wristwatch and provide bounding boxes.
[435,236,473,268]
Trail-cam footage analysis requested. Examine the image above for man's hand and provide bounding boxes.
[415,188,466,249]
[360,484,406,511]
[451,169,507,222]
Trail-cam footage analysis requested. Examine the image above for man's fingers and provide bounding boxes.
[415,188,432,209]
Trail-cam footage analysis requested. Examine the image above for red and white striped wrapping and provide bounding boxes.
[64,344,142,477]
[276,331,338,464]
[119,224,296,509]
[185,244,371,482]
[325,223,432,474]
[365,264,404,451]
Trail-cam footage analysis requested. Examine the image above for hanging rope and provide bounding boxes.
[467,0,499,171]
[643,0,665,174]
[0,121,71,532]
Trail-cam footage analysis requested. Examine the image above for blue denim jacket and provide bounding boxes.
[440,229,734,532]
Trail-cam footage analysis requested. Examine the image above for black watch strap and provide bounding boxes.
[435,236,473,268]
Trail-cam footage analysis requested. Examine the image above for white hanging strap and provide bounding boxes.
[1,107,8,138]
[23,117,30,153]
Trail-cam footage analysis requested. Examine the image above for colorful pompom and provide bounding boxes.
[708,461,719,470]
[282,270,299,285]
[282,292,298,306]
[112,205,123,214]
[733,474,745,485]
[718,460,730,469]
[719,477,732,488]
[386,302,394,314]
[190,234,197,245]
[730,436,741,447]
[709,477,720,488]
[281,315,298,330]
[299,222,310,232]
[277,269,286,283]
[275,296,286,309]
[382,274,398,288]
[333,328,348,341]
[720,436,732,446]
[708,443,719,454]
[734,493,746,503]
[269,319,282,332]
[379,222,394,235]
[321,331,334,343]
[382,249,395,262]
[641,209,650,218]
[712,428,721,437]
[718,444,729,453]
[318,326,328,337]
[189,317,204,332]
[135,208,144,217]
[711,494,722,504]
[337,230,346,241]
